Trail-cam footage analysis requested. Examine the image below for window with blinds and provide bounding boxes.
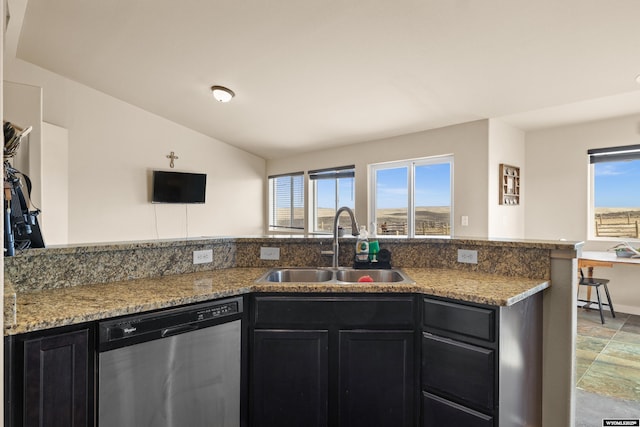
[588,145,640,240]
[268,172,305,230]
[309,165,355,233]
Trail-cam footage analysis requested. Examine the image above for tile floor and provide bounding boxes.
[576,307,640,426]
[576,308,640,401]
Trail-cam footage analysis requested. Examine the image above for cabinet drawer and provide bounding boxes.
[253,296,415,327]
[422,392,493,427]
[423,298,494,342]
[422,333,494,412]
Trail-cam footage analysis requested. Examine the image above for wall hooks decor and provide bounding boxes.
[166,151,179,168]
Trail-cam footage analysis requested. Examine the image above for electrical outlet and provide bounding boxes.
[457,249,478,264]
[260,247,280,260]
[193,249,213,264]
[461,216,469,226]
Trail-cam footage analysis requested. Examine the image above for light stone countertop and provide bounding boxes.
[4,267,549,336]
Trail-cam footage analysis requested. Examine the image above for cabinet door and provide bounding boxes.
[422,333,494,412]
[251,330,329,427]
[23,329,89,427]
[422,392,493,427]
[338,330,415,427]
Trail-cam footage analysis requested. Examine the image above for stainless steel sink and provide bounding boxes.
[261,268,333,283]
[256,267,414,284]
[335,269,407,283]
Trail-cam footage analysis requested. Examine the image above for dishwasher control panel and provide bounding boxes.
[196,301,239,320]
[98,297,243,350]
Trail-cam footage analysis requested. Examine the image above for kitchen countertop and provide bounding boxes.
[4,267,550,336]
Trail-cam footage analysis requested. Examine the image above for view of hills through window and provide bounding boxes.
[594,159,640,239]
[373,162,451,236]
[314,161,452,236]
[315,177,355,233]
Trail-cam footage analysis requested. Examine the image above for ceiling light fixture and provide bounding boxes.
[211,85,235,103]
[636,74,640,85]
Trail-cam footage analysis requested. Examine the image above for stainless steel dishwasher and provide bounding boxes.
[97,296,243,427]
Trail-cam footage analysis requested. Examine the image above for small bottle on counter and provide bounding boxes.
[369,223,379,262]
[355,225,369,263]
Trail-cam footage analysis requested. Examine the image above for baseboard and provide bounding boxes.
[578,301,640,316]
[608,303,640,316]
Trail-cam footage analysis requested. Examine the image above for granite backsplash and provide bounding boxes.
[4,236,581,292]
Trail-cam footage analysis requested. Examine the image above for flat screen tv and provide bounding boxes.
[152,170,207,204]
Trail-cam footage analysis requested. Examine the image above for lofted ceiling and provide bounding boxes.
[9,0,640,159]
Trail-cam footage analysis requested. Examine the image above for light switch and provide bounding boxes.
[461,216,469,226]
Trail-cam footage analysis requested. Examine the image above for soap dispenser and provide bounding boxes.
[355,225,369,263]
[369,223,379,263]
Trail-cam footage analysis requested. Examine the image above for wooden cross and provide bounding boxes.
[166,151,179,168]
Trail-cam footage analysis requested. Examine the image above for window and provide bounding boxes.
[268,172,304,230]
[310,165,355,233]
[589,145,640,240]
[370,156,452,237]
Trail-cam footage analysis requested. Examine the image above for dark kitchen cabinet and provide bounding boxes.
[338,330,414,427]
[421,295,542,427]
[6,325,93,427]
[422,333,494,412]
[251,329,329,427]
[422,392,493,427]
[250,294,419,427]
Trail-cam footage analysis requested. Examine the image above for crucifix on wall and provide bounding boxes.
[166,151,179,168]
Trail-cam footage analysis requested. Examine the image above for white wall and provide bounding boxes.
[4,58,265,244]
[268,119,490,237]
[525,114,640,314]
[41,122,69,244]
[488,119,525,238]
[525,114,640,241]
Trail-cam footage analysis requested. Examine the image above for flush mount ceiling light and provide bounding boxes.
[211,85,235,103]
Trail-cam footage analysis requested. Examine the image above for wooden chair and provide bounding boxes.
[577,268,616,324]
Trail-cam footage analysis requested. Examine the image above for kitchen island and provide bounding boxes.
[5,267,548,335]
[3,236,581,427]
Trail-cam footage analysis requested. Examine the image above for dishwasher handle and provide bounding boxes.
[161,324,199,338]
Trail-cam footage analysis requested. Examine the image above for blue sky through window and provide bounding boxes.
[594,159,640,208]
[376,167,408,209]
[376,163,451,209]
[317,178,354,209]
[415,163,451,207]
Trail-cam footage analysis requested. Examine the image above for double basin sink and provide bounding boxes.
[256,267,414,284]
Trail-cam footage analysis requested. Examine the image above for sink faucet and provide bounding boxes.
[332,206,360,268]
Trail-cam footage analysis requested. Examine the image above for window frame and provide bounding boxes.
[369,155,453,238]
[309,165,355,234]
[268,171,305,232]
[588,144,640,241]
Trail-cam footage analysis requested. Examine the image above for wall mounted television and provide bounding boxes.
[151,170,207,204]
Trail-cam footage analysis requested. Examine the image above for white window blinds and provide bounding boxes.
[269,172,304,229]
